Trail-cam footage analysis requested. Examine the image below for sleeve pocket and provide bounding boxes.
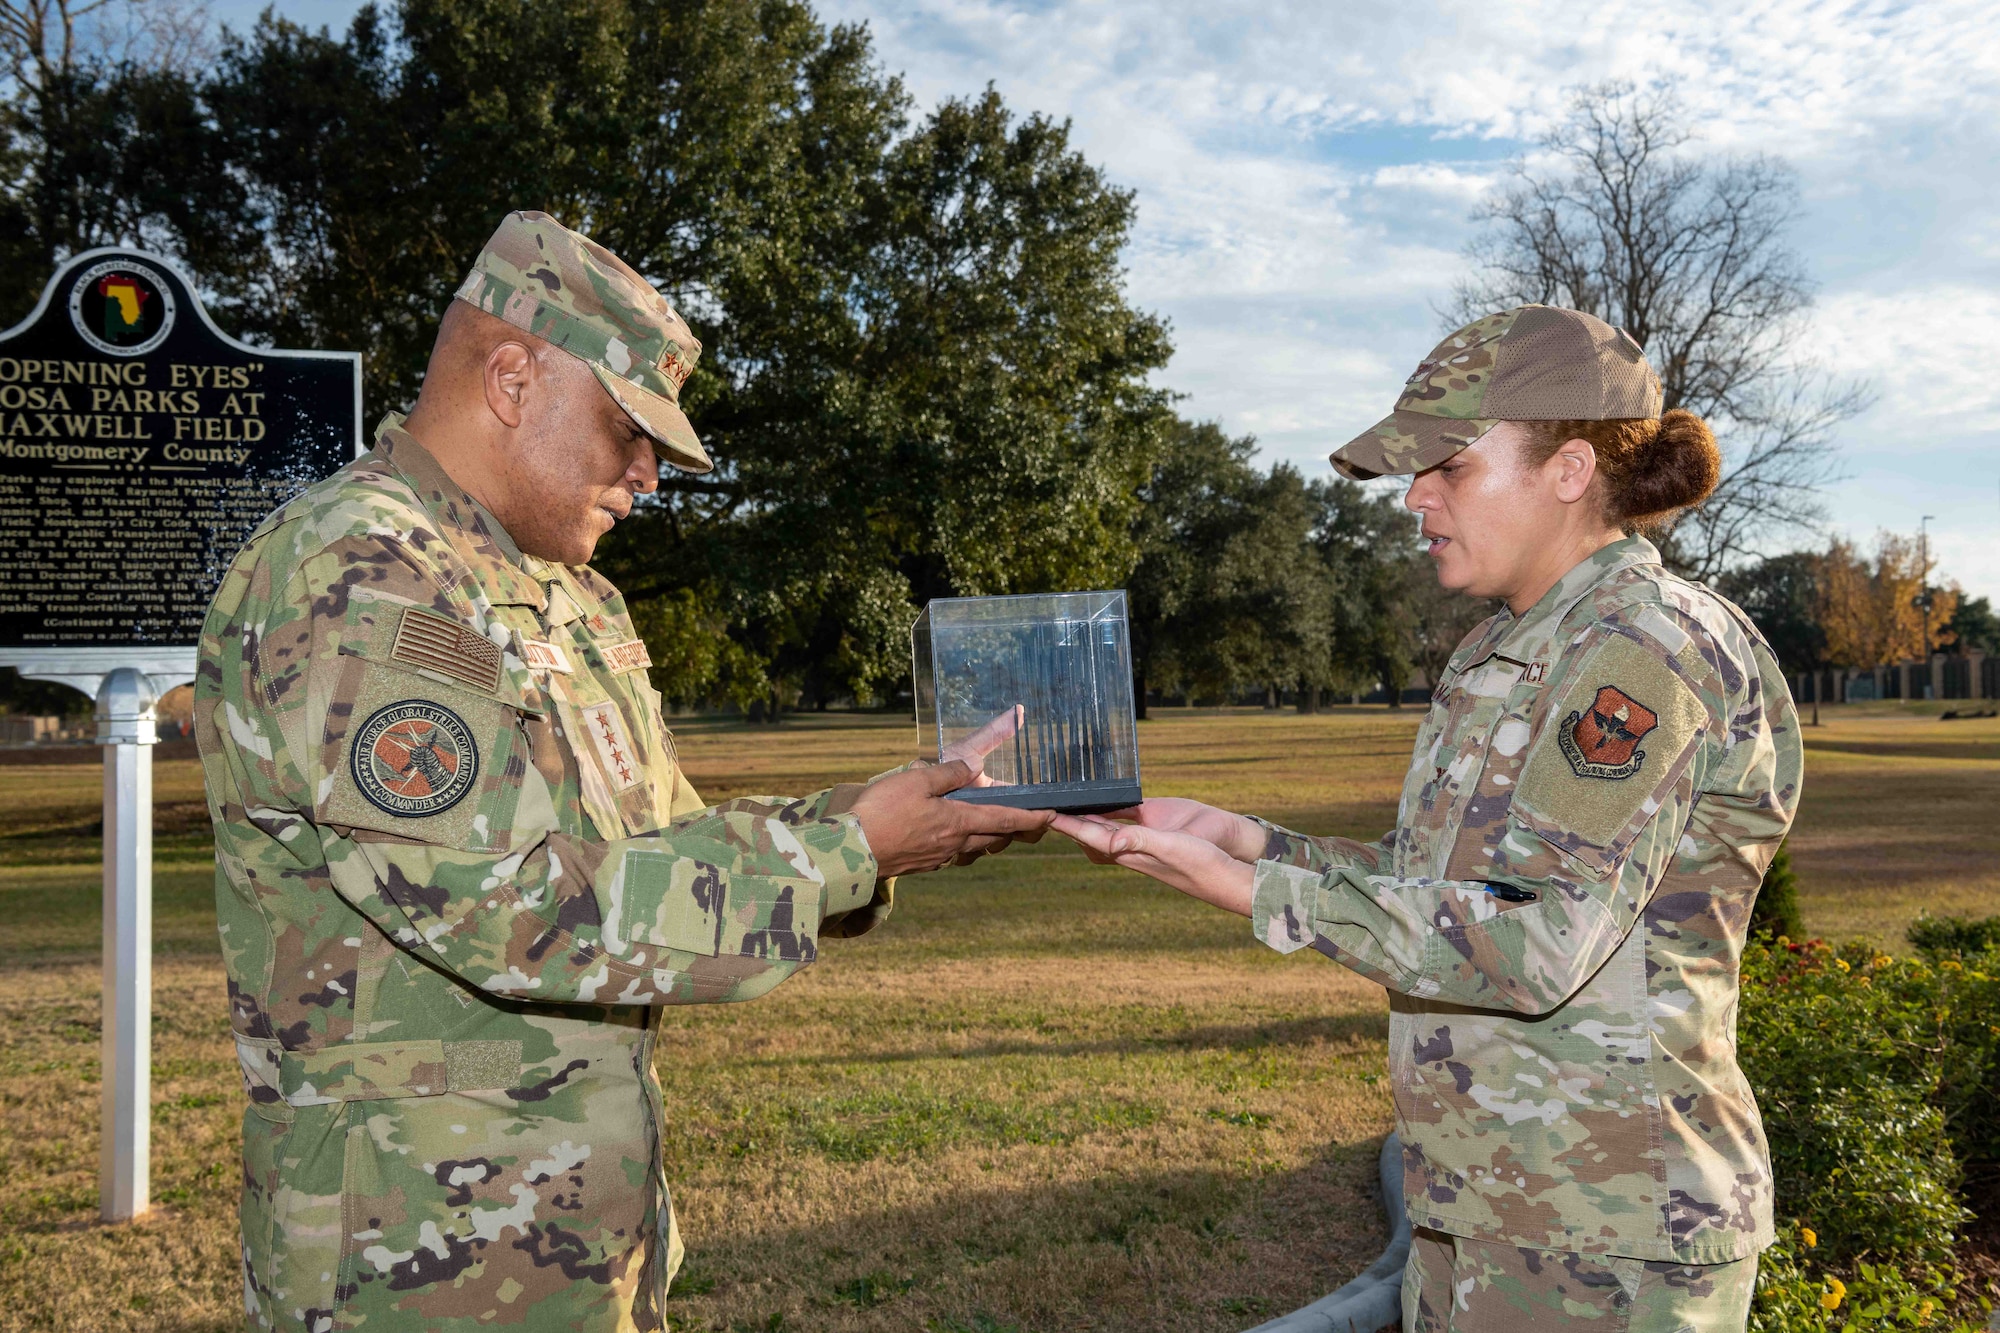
[622,850,724,956]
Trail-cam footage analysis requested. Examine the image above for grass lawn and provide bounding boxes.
[0,703,1994,1332]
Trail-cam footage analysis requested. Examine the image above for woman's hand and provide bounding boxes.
[1089,797,1269,863]
[1051,811,1257,917]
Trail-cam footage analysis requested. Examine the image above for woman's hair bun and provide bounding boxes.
[1521,409,1720,535]
[1610,409,1720,530]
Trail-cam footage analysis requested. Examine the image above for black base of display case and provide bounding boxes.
[946,780,1143,816]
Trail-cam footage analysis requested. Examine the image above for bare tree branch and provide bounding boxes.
[1449,81,1866,576]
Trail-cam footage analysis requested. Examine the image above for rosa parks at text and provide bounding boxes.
[1056,307,1800,1333]
[195,210,1049,1333]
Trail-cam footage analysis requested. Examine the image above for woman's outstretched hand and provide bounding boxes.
[1071,797,1269,862]
[1051,800,1258,917]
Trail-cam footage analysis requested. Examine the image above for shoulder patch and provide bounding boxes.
[391,607,503,693]
[351,700,480,817]
[1558,685,1659,779]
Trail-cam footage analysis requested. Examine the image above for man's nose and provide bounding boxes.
[629,443,660,495]
[1403,476,1432,512]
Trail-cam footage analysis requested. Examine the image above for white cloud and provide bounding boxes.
[1369,163,1495,201]
[1816,288,2000,438]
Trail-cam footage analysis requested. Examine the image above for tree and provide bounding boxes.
[1125,420,1334,711]
[1815,533,1958,669]
[1943,595,2000,657]
[0,0,236,322]
[1317,480,1432,707]
[1127,419,1257,716]
[1453,82,1870,581]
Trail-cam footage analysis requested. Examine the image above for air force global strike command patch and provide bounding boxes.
[351,700,480,816]
[1559,685,1659,779]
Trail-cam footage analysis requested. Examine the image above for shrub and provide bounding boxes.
[1750,840,1805,941]
[1908,915,2000,960]
[1739,937,2000,1329]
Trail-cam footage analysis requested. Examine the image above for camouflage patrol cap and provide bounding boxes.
[454,210,712,473]
[1331,305,1663,481]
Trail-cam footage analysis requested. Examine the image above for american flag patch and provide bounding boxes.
[602,639,652,673]
[390,608,502,693]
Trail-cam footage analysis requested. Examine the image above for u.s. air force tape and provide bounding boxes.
[351,700,480,817]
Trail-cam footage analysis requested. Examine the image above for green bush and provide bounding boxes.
[1908,914,2000,960]
[1739,937,2000,1329]
[1750,840,1806,941]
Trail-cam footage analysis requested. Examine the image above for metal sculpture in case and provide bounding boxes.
[912,590,1142,813]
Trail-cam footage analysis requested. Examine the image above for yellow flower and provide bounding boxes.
[1943,959,1964,972]
[1917,1297,1936,1325]
[1799,1226,1817,1248]
[1820,1277,1845,1311]
[1872,954,1894,969]
[1835,958,1851,972]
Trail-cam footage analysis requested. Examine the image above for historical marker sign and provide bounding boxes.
[0,249,358,1224]
[0,247,361,657]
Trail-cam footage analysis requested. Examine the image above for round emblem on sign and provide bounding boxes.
[351,700,479,817]
[68,258,177,356]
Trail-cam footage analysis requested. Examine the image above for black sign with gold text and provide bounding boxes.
[0,249,360,648]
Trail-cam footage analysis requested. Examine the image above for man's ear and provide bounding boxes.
[1552,437,1598,504]
[482,341,536,429]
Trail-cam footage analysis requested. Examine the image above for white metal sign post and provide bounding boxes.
[0,247,360,1223]
[97,668,158,1219]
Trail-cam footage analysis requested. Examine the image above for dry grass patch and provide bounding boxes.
[1788,704,2000,941]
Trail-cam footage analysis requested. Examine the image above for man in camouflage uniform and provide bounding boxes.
[1058,307,1801,1329]
[195,211,1048,1332]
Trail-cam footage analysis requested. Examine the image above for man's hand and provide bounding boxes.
[1050,812,1257,917]
[939,705,1023,786]
[852,760,1054,877]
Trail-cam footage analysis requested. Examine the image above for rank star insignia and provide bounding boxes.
[580,701,642,792]
[1558,685,1659,779]
[351,700,479,816]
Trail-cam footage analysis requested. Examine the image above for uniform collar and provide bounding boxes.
[371,415,548,611]
[1468,535,1662,671]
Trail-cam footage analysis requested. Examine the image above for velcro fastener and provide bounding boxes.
[275,1038,526,1105]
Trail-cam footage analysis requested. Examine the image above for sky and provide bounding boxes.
[215,0,2000,600]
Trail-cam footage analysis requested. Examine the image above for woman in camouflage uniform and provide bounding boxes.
[1058,306,1801,1332]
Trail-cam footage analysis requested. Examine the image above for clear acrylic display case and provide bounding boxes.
[912,590,1143,813]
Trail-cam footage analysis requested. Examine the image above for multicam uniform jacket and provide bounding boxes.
[1251,536,1801,1264]
[194,421,889,1332]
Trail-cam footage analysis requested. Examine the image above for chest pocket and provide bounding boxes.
[1400,658,1521,879]
[315,608,545,853]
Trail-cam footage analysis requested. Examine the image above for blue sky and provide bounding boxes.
[216,0,2000,600]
